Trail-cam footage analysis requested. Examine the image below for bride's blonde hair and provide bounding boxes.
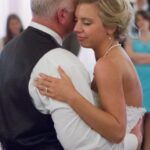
[78,0,132,40]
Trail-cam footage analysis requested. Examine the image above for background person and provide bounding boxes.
[0,14,23,52]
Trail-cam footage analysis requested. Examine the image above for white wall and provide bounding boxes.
[0,0,9,38]
[0,0,32,38]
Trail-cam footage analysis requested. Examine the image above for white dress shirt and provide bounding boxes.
[78,47,96,80]
[28,22,139,150]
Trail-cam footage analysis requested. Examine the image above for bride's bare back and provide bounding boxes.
[92,47,143,150]
[92,47,142,108]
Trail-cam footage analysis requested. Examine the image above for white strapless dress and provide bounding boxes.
[92,92,146,150]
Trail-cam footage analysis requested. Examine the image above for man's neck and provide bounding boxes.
[32,17,64,39]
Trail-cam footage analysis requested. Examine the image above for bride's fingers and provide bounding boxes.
[39,73,58,82]
[38,90,46,96]
[36,84,55,97]
[35,78,52,88]
[39,87,56,98]
[58,66,69,80]
[45,92,55,98]
[36,84,45,92]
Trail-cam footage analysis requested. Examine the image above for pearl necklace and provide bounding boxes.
[103,43,121,58]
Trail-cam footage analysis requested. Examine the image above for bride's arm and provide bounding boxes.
[35,61,126,143]
[66,60,126,143]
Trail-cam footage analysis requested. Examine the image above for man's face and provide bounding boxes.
[62,0,78,36]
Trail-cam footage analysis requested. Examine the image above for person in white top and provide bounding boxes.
[31,0,147,150]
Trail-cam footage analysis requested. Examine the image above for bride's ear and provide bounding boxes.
[106,26,117,36]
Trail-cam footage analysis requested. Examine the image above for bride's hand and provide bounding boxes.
[34,66,77,103]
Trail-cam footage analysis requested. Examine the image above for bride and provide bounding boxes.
[33,0,146,149]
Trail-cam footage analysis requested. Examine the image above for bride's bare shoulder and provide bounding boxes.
[95,57,119,72]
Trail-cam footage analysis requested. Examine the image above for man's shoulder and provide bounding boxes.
[38,48,80,65]
[32,47,89,79]
[31,48,77,72]
[45,48,76,58]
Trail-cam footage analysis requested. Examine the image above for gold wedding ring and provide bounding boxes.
[45,87,48,93]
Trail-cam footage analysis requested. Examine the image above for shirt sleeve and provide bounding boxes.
[28,51,70,114]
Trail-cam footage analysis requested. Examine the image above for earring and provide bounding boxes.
[108,36,111,40]
[107,33,111,40]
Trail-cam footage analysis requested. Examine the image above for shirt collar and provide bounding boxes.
[30,21,63,46]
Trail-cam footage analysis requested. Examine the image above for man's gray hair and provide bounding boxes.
[31,0,76,18]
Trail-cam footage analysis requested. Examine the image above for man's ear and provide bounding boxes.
[56,8,68,25]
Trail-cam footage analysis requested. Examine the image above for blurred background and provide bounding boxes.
[0,0,31,38]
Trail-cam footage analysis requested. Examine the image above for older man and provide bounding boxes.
[0,0,78,149]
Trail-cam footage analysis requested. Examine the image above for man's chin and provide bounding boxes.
[80,43,91,49]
